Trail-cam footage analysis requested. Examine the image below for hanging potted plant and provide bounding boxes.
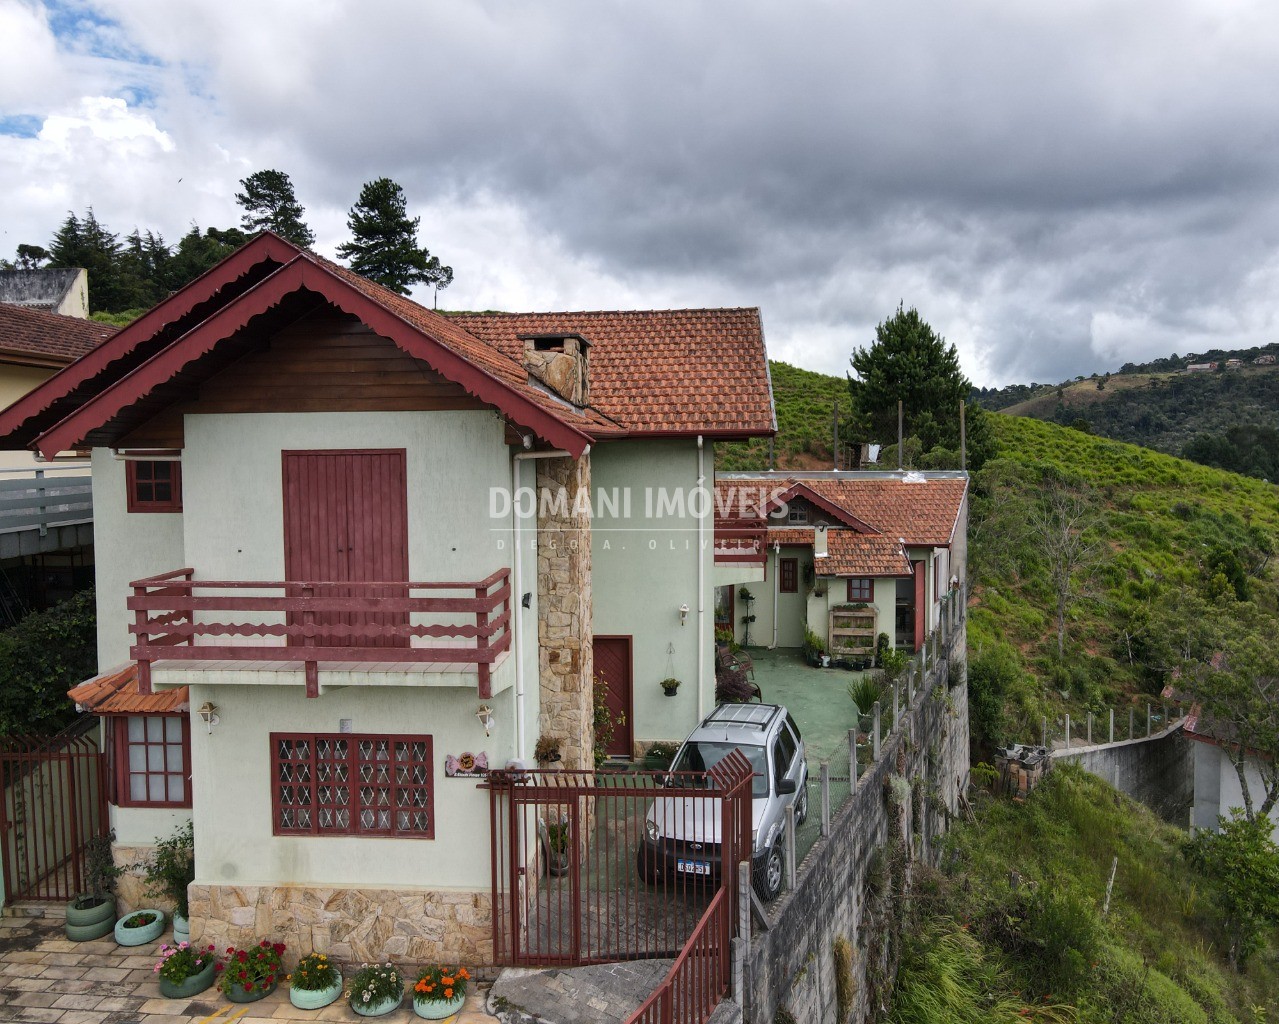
[542,817,571,877]
[288,951,343,1010]
[412,963,471,1019]
[533,735,562,767]
[66,829,123,941]
[348,962,404,1017]
[659,677,681,698]
[154,942,218,998]
[218,939,286,1002]
[114,908,166,946]
[144,820,194,944]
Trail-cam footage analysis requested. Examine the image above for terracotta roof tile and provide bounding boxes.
[0,304,116,366]
[820,531,914,577]
[769,527,814,545]
[67,663,188,714]
[448,309,774,436]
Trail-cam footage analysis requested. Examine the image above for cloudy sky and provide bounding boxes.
[2,0,1279,387]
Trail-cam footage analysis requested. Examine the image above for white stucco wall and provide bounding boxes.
[1192,741,1279,840]
[91,449,185,669]
[590,439,713,745]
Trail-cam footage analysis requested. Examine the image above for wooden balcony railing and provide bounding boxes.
[128,567,512,698]
[713,522,766,565]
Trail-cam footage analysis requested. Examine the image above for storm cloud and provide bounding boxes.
[3,0,1279,385]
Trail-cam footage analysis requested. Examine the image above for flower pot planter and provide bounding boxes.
[351,992,404,1017]
[662,688,678,698]
[291,978,344,1011]
[171,913,189,944]
[65,897,115,941]
[546,850,570,877]
[114,909,165,947]
[226,979,277,1003]
[159,957,216,999]
[414,993,466,1019]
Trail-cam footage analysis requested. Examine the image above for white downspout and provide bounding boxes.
[511,444,588,762]
[770,542,781,649]
[697,435,706,721]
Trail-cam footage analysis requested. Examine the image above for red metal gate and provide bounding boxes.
[486,752,753,968]
[0,723,108,902]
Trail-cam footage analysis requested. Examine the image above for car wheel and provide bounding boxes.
[795,785,809,827]
[755,843,784,902]
[636,845,659,886]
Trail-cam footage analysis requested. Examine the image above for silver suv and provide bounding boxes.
[637,703,808,901]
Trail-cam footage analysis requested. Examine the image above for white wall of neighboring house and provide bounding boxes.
[0,364,60,469]
[1192,741,1279,840]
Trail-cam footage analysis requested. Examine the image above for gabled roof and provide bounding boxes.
[68,663,188,714]
[821,532,913,577]
[0,303,116,369]
[762,481,877,533]
[0,233,775,458]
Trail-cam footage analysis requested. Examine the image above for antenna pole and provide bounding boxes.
[960,401,967,470]
[832,406,839,471]
[897,400,904,470]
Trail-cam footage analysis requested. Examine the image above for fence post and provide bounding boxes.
[1065,714,1071,749]
[907,666,915,705]
[785,804,796,891]
[820,762,830,836]
[1162,702,1168,730]
[1041,716,1047,750]
[1109,709,1115,744]
[1129,707,1135,740]
[35,468,47,537]
[848,728,857,785]
[738,859,751,949]
[873,702,882,761]
[1147,704,1152,737]
[893,681,900,731]
[1087,712,1093,745]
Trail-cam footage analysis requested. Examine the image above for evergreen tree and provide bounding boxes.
[336,177,452,297]
[167,225,250,290]
[47,208,137,313]
[235,169,315,247]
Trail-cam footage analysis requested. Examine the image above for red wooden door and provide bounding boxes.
[592,636,633,758]
[282,450,409,648]
[912,560,926,651]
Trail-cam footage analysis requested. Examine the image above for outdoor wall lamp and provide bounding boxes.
[476,704,496,736]
[679,603,690,626]
[197,701,220,733]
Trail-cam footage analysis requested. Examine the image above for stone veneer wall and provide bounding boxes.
[188,883,492,967]
[536,455,594,770]
[112,844,155,916]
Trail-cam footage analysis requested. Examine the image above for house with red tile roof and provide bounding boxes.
[0,231,777,964]
[712,472,968,661]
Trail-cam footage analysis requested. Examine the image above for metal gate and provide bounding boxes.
[0,723,107,902]
[486,752,753,967]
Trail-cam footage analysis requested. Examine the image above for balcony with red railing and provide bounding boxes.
[713,517,766,566]
[128,567,512,699]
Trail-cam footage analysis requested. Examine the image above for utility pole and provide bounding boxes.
[897,400,904,470]
[959,401,967,470]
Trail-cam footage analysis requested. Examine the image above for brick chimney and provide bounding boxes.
[520,333,590,406]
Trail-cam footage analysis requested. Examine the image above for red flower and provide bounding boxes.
[226,947,234,953]
[238,970,247,981]
[237,951,247,963]
[245,982,254,991]
[273,942,286,955]
[266,975,275,985]
[214,964,224,973]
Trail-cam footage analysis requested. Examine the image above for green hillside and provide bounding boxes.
[717,361,852,471]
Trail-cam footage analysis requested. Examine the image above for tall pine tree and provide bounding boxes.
[336,178,452,297]
[235,169,315,247]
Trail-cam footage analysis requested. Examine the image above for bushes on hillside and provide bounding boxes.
[0,589,96,735]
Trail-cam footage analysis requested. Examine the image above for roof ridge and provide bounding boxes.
[445,306,761,318]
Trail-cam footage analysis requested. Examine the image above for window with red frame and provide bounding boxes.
[126,460,182,512]
[271,733,434,838]
[780,557,798,593]
[846,577,872,602]
[113,715,191,807]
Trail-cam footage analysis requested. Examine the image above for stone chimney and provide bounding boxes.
[520,334,590,406]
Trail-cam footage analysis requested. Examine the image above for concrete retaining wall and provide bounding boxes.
[1054,722,1193,826]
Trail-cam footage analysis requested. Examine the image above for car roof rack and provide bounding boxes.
[703,703,781,731]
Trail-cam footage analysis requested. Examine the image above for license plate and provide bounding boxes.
[677,859,711,875]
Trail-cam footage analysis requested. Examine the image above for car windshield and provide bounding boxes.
[670,741,768,798]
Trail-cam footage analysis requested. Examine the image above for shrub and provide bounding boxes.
[967,644,1022,749]
[715,662,755,704]
[288,951,340,992]
[0,589,95,734]
[144,820,194,920]
[348,962,403,1009]
[218,940,286,996]
[847,677,883,717]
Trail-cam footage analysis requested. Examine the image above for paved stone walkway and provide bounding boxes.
[0,911,492,1024]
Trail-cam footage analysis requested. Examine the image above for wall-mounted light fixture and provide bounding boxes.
[197,701,220,733]
[679,603,690,626]
[476,704,495,736]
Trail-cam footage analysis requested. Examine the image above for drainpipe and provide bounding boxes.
[510,444,588,762]
[697,436,706,721]
[770,542,781,649]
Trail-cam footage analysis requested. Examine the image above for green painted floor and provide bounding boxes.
[744,646,862,772]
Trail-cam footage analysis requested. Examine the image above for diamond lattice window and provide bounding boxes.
[271,733,433,838]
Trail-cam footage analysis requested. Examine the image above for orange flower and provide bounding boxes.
[459,968,470,979]
[444,988,454,999]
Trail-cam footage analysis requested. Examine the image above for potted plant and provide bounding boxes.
[660,677,681,697]
[847,677,884,735]
[738,587,756,646]
[154,942,218,998]
[533,735,562,767]
[66,829,123,941]
[643,741,679,771]
[348,962,404,1017]
[803,627,827,668]
[288,951,343,1010]
[114,908,166,946]
[412,963,471,1019]
[144,820,194,943]
[218,939,286,1002]
[542,817,571,877]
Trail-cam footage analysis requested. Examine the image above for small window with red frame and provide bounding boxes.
[847,577,872,602]
[780,558,798,594]
[114,715,191,807]
[126,460,182,513]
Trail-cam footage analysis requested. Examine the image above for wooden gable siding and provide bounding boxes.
[118,311,487,448]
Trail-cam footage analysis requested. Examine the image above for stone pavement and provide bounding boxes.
[0,911,492,1024]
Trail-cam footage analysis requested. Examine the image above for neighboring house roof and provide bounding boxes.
[0,268,86,315]
[0,302,116,369]
[68,663,188,714]
[0,233,774,458]
[822,532,914,577]
[450,309,775,438]
[768,527,814,545]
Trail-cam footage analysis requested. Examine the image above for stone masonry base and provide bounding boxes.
[187,883,493,968]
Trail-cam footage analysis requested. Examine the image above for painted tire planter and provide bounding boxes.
[351,992,404,1017]
[171,913,189,944]
[114,909,165,947]
[290,978,344,1011]
[414,994,466,1019]
[226,980,277,1003]
[158,957,216,999]
[65,898,115,942]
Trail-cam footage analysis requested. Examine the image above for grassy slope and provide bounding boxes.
[894,765,1279,1023]
[717,361,851,471]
